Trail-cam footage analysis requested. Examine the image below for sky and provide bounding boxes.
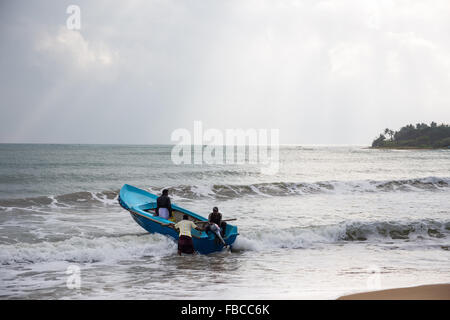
[0,0,449,145]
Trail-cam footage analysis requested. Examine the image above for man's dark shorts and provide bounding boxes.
[178,235,195,254]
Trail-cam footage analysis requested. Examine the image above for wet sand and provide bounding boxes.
[338,284,450,300]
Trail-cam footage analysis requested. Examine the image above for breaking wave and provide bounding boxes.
[0,233,177,265]
[1,176,448,209]
[0,190,119,209]
[1,219,448,265]
[165,176,450,200]
[233,219,450,251]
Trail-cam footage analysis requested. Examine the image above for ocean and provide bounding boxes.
[0,144,449,299]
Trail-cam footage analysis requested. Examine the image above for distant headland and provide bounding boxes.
[371,122,450,149]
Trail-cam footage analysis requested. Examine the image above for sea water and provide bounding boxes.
[0,144,449,299]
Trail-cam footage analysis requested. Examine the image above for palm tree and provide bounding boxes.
[389,129,395,141]
[384,128,394,141]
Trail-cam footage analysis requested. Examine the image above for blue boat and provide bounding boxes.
[118,184,239,254]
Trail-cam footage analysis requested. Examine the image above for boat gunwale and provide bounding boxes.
[128,207,207,239]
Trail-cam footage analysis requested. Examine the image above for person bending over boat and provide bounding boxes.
[172,215,202,255]
[156,189,172,220]
[206,207,227,238]
[205,222,226,247]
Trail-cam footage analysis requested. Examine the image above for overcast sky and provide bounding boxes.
[1,0,449,145]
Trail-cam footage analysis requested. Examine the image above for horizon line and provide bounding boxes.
[0,142,370,147]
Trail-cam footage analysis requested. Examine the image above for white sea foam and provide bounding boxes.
[1,176,448,210]
[90,192,118,206]
[4,218,445,266]
[232,220,449,252]
[0,234,176,265]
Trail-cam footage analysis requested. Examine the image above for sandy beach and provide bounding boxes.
[338,284,450,300]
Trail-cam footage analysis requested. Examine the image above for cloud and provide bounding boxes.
[35,26,119,78]
[0,0,449,144]
[329,42,372,77]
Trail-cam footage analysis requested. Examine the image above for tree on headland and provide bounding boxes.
[372,134,386,147]
[384,128,395,141]
[372,122,450,148]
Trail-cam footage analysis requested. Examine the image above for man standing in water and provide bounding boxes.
[155,189,172,220]
[173,215,202,255]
